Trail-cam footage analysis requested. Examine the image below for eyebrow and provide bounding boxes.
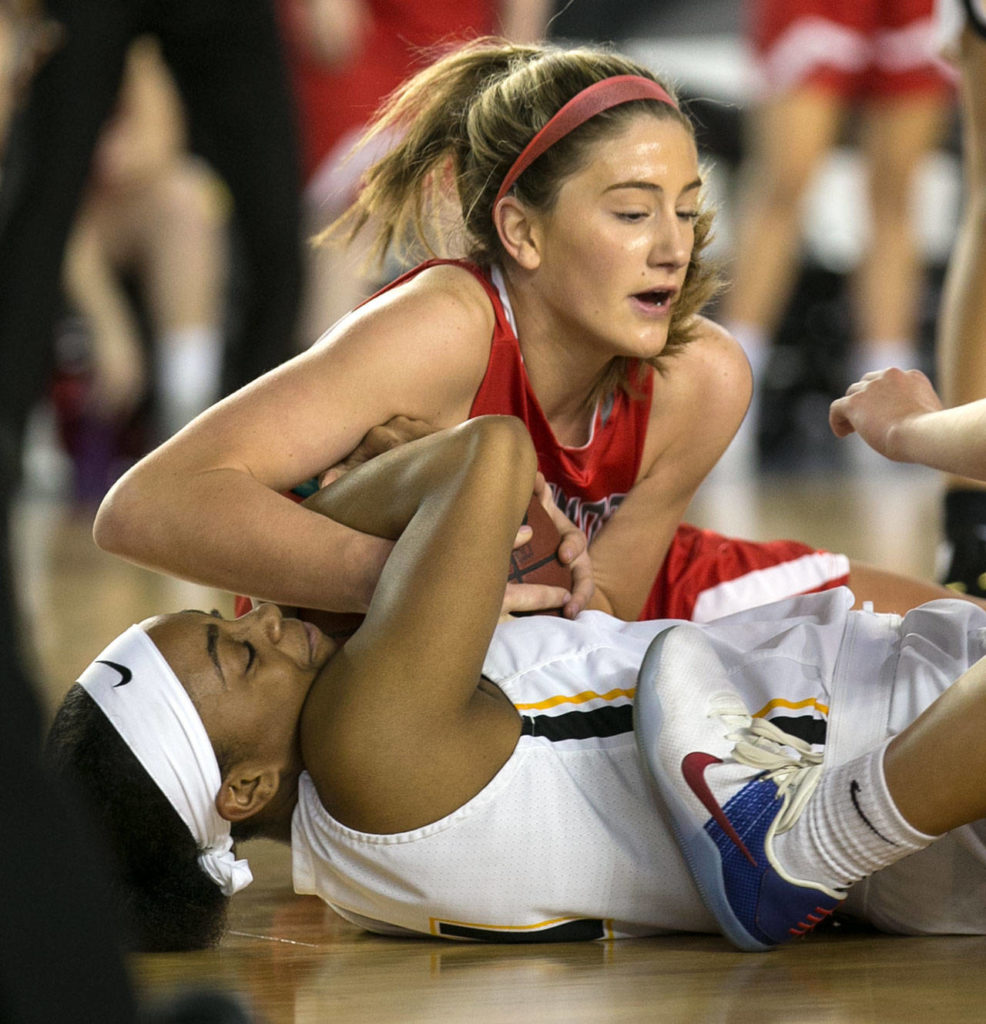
[205,623,227,688]
[605,177,703,195]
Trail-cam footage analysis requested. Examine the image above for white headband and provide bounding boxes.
[78,625,253,896]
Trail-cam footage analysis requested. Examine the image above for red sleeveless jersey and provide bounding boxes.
[372,260,651,543]
[361,260,849,622]
[234,260,849,622]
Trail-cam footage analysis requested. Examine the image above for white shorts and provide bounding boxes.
[688,590,986,934]
[842,599,986,933]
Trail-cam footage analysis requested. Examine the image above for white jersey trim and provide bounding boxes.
[691,551,852,622]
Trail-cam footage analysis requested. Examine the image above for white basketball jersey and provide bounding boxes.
[292,599,860,941]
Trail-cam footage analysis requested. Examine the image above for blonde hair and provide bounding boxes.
[326,38,721,389]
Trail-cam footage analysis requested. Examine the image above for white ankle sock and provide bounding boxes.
[772,741,936,892]
[849,339,919,383]
[156,326,223,438]
[724,321,770,384]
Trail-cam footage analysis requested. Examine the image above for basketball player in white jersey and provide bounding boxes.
[48,386,986,951]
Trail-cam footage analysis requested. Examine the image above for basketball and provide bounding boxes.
[508,495,574,602]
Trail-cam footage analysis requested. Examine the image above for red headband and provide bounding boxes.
[492,74,679,213]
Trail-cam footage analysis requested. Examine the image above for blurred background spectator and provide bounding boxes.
[0,0,304,507]
[1,5,141,1021]
[722,0,955,466]
[933,0,986,595]
[53,37,229,504]
[281,0,552,343]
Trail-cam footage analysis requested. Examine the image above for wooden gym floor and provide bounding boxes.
[14,431,986,1023]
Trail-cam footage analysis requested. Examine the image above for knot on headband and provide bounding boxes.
[78,625,254,897]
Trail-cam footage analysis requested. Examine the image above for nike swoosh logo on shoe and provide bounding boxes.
[681,751,758,866]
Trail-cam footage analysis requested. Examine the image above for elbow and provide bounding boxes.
[92,487,128,556]
[92,473,146,558]
[466,415,535,467]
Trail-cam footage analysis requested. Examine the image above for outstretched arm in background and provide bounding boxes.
[830,367,986,481]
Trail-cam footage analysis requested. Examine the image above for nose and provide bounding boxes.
[250,602,284,644]
[647,208,691,269]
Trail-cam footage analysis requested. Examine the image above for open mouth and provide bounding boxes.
[632,288,675,311]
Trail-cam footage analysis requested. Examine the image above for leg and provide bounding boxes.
[140,161,229,436]
[159,0,304,394]
[846,558,986,614]
[0,412,138,1024]
[936,27,986,592]
[299,204,380,347]
[725,85,846,358]
[638,605,986,951]
[853,92,950,375]
[0,0,134,459]
[139,162,228,339]
[884,653,986,835]
[722,83,846,466]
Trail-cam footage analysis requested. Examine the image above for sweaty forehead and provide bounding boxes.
[575,118,699,187]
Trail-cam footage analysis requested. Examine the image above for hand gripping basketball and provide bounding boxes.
[507,495,575,611]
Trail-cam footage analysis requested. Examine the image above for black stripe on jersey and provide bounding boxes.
[770,715,827,746]
[437,918,606,942]
[521,703,633,741]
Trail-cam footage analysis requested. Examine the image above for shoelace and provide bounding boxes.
[707,692,824,835]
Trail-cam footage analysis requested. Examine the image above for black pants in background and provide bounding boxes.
[0,0,304,461]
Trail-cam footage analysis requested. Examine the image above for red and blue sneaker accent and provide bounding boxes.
[635,624,846,952]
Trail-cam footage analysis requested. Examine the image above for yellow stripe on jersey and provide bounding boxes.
[751,696,830,719]
[430,915,617,939]
[513,687,636,712]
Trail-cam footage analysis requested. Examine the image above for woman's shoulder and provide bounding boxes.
[322,260,496,358]
[662,316,752,404]
[394,260,498,324]
[642,315,752,457]
[306,261,498,421]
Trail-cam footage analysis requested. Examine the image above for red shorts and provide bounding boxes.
[748,0,953,99]
[642,523,851,622]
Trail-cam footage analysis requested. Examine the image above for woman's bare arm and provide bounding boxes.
[300,417,536,832]
[93,265,494,612]
[587,318,753,619]
[830,368,986,481]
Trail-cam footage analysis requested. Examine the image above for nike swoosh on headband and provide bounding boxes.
[96,659,133,687]
[681,751,757,866]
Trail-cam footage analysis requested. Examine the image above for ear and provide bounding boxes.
[493,197,542,271]
[215,763,281,823]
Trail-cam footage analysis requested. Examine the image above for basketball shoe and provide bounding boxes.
[635,624,846,952]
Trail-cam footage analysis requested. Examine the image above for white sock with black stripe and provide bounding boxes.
[771,740,937,891]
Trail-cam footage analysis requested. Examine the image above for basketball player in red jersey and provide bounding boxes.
[93,39,980,626]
